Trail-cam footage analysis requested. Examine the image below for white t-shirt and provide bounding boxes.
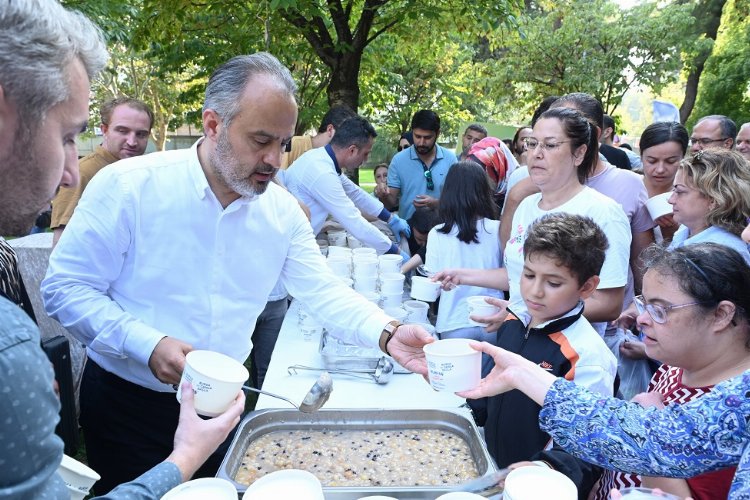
[426,218,503,333]
[505,186,631,307]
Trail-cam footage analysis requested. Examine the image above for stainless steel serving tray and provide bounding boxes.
[217,408,496,499]
[319,329,411,373]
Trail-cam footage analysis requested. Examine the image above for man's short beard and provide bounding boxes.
[210,131,270,198]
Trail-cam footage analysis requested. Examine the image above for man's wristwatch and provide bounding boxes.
[379,320,402,356]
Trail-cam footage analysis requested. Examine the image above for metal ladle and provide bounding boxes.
[451,468,511,497]
[288,357,394,385]
[242,371,332,413]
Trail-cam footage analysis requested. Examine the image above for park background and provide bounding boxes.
[67,0,750,186]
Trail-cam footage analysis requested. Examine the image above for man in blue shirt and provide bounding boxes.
[385,110,457,220]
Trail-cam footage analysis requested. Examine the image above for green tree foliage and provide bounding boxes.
[688,0,750,128]
[481,0,694,116]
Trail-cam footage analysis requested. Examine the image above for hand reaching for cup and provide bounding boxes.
[166,381,245,481]
[387,323,435,376]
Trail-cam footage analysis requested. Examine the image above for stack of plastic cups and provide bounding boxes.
[379,272,405,308]
[403,299,429,323]
[347,235,364,249]
[298,305,323,342]
[352,253,378,294]
[327,230,348,248]
[316,238,329,257]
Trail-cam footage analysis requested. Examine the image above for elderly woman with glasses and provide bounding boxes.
[434,107,631,333]
[618,149,750,337]
[458,242,750,499]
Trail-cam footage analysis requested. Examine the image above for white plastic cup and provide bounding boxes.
[467,296,501,326]
[423,338,481,392]
[359,291,381,304]
[243,469,325,500]
[383,306,409,322]
[352,247,377,257]
[378,254,403,275]
[406,321,437,338]
[645,192,673,219]
[379,272,405,294]
[403,299,429,323]
[327,256,351,278]
[616,487,680,499]
[502,466,577,500]
[380,291,403,308]
[354,275,378,294]
[410,276,441,302]
[353,257,379,275]
[176,350,248,417]
[162,478,238,500]
[327,246,352,258]
[347,236,363,249]
[299,314,323,342]
[328,230,348,247]
[436,493,486,499]
[57,454,101,500]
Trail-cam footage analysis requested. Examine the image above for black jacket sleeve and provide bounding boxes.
[532,445,603,500]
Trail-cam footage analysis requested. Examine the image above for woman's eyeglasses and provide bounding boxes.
[397,144,410,152]
[523,138,570,152]
[633,295,710,324]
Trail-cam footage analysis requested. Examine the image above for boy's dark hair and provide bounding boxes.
[408,206,440,234]
[523,213,609,285]
[318,104,356,133]
[411,109,441,133]
[330,115,377,149]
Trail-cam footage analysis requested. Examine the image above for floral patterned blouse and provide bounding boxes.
[539,372,750,499]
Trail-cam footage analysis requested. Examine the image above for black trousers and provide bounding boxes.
[80,360,238,495]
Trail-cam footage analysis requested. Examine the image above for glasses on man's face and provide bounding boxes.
[523,138,570,152]
[689,137,727,147]
[424,169,434,190]
[633,295,709,324]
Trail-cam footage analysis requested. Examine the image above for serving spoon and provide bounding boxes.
[451,468,511,497]
[242,371,333,413]
[288,357,395,385]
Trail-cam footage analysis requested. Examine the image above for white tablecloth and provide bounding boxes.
[256,300,465,410]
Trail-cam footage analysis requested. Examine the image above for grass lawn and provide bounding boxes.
[358,167,376,192]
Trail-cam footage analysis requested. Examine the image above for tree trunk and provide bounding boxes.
[678,0,727,124]
[327,52,363,184]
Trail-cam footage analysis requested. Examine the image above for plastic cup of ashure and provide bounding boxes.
[162,477,238,500]
[403,299,429,323]
[383,306,409,322]
[242,469,325,500]
[410,276,441,302]
[57,454,101,500]
[423,338,481,392]
[502,466,577,499]
[381,291,403,308]
[352,247,377,257]
[328,230,348,247]
[615,487,680,499]
[467,296,501,326]
[436,493,486,499]
[176,350,248,417]
[379,272,405,294]
[378,254,403,275]
[645,192,673,220]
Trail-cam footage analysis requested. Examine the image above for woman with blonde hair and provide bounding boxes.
[668,149,750,261]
